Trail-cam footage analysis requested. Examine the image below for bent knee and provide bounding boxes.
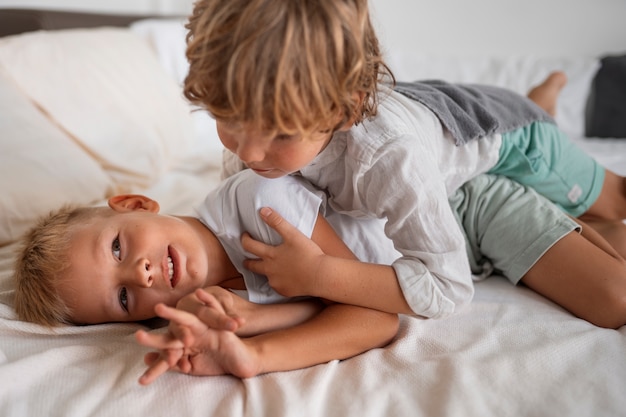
[584,282,626,329]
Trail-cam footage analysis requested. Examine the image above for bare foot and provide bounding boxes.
[527,71,568,117]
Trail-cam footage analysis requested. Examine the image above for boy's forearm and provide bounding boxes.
[236,299,324,337]
[179,288,325,338]
[244,304,398,374]
[312,257,414,315]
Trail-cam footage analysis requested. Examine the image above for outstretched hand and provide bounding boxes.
[135,289,259,385]
[241,207,325,297]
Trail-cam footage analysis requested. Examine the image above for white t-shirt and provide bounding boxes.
[195,169,400,305]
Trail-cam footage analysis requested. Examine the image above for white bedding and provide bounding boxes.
[0,18,625,417]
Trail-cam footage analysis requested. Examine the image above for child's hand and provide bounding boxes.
[134,314,187,385]
[135,304,261,384]
[241,207,325,297]
[175,287,246,336]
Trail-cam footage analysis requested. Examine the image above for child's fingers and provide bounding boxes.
[154,304,214,349]
[195,289,243,331]
[135,329,184,350]
[240,232,272,259]
[258,207,301,240]
[154,303,208,332]
[177,355,192,374]
[195,289,226,313]
[164,347,184,367]
[144,348,183,368]
[143,351,161,366]
[138,356,171,386]
[168,323,195,348]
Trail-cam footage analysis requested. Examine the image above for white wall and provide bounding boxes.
[369,0,626,58]
[1,0,624,58]
[0,0,194,15]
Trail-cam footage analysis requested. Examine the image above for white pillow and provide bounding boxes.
[130,18,190,87]
[0,68,113,246]
[0,28,195,190]
[130,18,225,172]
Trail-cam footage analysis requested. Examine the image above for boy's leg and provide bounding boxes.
[521,218,626,329]
[581,170,626,220]
[450,174,626,329]
[526,71,567,117]
[574,217,626,260]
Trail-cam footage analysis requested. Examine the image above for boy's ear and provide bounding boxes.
[107,195,160,213]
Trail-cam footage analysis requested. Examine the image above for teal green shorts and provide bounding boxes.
[488,122,605,217]
[449,174,580,284]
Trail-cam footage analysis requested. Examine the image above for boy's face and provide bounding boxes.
[216,121,334,178]
[58,196,214,324]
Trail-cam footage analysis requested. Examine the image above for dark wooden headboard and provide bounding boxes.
[0,9,160,37]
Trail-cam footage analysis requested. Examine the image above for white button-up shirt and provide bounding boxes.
[222,87,502,318]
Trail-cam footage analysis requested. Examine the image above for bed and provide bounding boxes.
[0,8,625,417]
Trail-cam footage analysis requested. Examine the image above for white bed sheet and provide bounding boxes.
[1,135,625,417]
[1,17,625,417]
[1,236,626,416]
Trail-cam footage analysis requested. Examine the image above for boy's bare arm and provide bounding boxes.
[237,303,398,376]
[136,208,401,383]
[242,209,414,315]
[175,286,325,337]
[136,299,398,382]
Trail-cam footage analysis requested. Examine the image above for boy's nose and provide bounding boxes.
[237,141,265,164]
[132,258,153,288]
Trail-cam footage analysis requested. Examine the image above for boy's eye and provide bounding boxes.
[275,133,295,141]
[112,237,121,260]
[119,287,129,312]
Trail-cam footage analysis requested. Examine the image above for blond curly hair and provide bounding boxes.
[184,0,394,135]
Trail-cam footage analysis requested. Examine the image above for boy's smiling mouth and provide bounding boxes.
[167,256,174,283]
[166,247,180,288]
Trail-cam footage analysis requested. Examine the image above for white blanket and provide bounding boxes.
[0,19,624,417]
